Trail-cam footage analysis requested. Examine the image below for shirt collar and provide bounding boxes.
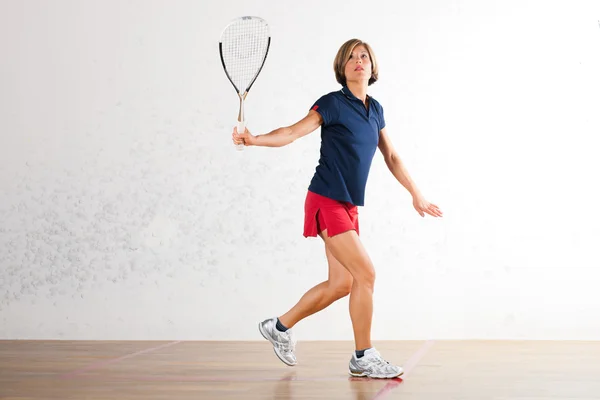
[341,85,370,102]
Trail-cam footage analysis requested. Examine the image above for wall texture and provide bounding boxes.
[1,0,600,340]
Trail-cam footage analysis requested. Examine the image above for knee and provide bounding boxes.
[330,279,353,299]
[355,264,376,292]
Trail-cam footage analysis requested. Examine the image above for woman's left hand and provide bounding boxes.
[413,195,443,218]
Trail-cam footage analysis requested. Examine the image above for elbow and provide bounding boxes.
[386,152,401,167]
[287,132,296,145]
[285,128,299,146]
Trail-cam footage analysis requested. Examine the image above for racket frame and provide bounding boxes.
[218,16,271,150]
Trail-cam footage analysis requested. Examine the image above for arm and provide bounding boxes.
[377,127,421,197]
[378,127,443,217]
[233,110,323,148]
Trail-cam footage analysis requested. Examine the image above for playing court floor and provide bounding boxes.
[2,340,600,399]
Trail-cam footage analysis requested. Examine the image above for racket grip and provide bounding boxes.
[235,120,245,151]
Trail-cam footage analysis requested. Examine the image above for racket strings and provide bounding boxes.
[221,18,269,93]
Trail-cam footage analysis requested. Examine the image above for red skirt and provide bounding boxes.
[303,190,359,238]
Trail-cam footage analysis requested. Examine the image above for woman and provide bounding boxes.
[232,38,443,379]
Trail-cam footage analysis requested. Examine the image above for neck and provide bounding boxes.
[346,81,369,103]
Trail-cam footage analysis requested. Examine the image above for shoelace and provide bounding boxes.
[276,331,297,353]
[365,352,393,370]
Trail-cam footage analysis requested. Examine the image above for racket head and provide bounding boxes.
[219,16,271,96]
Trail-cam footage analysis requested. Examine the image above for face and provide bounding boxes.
[344,44,372,84]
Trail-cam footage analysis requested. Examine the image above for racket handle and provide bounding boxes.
[236,120,245,151]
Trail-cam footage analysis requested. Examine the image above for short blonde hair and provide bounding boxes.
[333,39,379,86]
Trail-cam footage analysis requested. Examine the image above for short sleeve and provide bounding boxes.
[378,103,386,130]
[310,93,339,126]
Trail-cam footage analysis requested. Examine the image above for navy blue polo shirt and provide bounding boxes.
[307,85,385,206]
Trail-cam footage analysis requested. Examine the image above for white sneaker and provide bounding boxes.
[348,348,404,378]
[258,317,297,366]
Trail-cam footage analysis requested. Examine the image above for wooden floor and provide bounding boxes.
[2,340,600,399]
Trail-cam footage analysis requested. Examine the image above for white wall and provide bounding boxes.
[1,0,600,340]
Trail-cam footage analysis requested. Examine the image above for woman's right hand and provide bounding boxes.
[232,126,257,147]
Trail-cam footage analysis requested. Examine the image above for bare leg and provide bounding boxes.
[318,229,375,351]
[262,228,401,377]
[279,242,353,328]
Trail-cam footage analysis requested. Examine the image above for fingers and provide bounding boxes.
[423,204,443,217]
[427,204,441,216]
[426,209,442,217]
[232,130,245,146]
[232,126,249,146]
[417,201,443,218]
